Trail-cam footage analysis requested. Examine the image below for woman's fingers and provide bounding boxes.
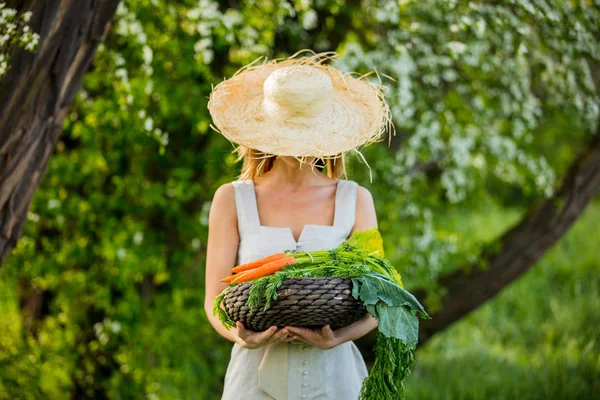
[236,321,252,339]
[285,326,311,341]
[272,328,288,340]
[257,325,278,341]
[237,322,300,347]
[237,321,262,340]
[268,328,290,344]
[236,321,246,338]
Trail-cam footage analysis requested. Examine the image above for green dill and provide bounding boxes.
[212,287,236,330]
[263,272,285,310]
[359,332,416,400]
[246,276,269,311]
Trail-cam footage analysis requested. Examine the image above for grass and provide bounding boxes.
[404,200,600,399]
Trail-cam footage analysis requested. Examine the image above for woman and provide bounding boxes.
[203,50,394,400]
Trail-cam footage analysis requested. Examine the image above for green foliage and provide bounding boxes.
[245,276,271,312]
[0,4,40,78]
[262,273,286,309]
[345,0,600,302]
[217,228,408,320]
[404,200,600,399]
[359,333,416,400]
[343,225,386,257]
[351,273,429,344]
[1,0,599,398]
[352,272,425,400]
[212,290,235,330]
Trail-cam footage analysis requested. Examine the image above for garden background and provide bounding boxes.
[0,1,599,399]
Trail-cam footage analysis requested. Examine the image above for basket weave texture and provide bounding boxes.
[223,277,367,332]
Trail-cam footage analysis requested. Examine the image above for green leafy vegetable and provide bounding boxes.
[212,288,235,330]
[359,333,416,400]
[366,303,419,345]
[344,226,386,257]
[351,273,428,317]
[351,272,430,345]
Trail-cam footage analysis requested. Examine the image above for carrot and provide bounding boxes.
[231,252,287,273]
[225,270,251,283]
[219,275,238,283]
[231,256,297,283]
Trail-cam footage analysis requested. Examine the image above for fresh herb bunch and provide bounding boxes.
[213,227,430,400]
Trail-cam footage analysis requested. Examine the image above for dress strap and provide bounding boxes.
[231,180,261,236]
[333,179,358,233]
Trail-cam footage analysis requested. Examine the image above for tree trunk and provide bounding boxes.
[413,131,600,347]
[0,0,121,268]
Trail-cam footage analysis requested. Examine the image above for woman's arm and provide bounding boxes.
[203,183,240,343]
[332,313,378,346]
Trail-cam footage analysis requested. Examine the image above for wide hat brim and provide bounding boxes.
[207,50,394,159]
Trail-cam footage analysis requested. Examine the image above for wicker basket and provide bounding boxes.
[222,277,368,332]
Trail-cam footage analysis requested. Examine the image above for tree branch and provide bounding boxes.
[413,130,600,347]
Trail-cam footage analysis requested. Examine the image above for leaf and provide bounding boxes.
[365,304,378,319]
[353,273,429,345]
[390,267,404,289]
[367,303,420,345]
[352,279,360,300]
[344,227,385,257]
[352,273,430,319]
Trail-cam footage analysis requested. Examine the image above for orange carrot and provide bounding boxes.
[226,270,251,283]
[231,252,287,273]
[230,256,297,283]
[219,275,237,283]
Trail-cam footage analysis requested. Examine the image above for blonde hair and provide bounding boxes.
[234,146,347,181]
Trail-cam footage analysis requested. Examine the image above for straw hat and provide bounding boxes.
[207,49,395,163]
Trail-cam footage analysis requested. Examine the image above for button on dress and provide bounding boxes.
[221,179,369,400]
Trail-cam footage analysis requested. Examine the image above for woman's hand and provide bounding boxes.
[284,324,339,350]
[234,321,299,349]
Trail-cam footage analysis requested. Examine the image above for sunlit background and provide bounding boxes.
[1,1,598,399]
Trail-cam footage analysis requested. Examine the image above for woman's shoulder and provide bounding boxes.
[212,180,241,207]
[355,183,373,202]
[216,178,251,190]
[337,178,374,211]
[213,179,258,206]
[353,183,377,229]
[208,182,239,228]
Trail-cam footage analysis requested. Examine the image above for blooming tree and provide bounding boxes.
[0,0,599,397]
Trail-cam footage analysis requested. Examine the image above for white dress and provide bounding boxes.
[221,179,369,400]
